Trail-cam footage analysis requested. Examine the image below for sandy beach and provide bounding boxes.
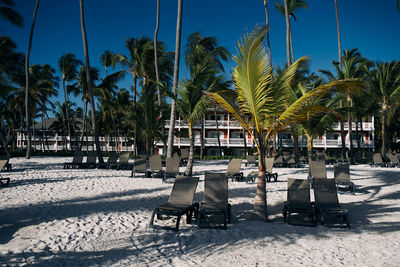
[1,156,400,266]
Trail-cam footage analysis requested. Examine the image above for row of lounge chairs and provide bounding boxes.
[150,173,231,230]
[64,151,133,170]
[131,155,182,182]
[371,153,400,167]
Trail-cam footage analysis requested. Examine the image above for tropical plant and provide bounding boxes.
[166,0,183,158]
[208,28,364,220]
[0,0,23,27]
[263,0,272,66]
[365,61,400,156]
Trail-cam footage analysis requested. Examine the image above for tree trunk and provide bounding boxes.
[289,24,294,62]
[347,94,353,163]
[382,101,387,156]
[79,100,88,151]
[214,107,222,157]
[200,116,204,160]
[62,78,72,151]
[283,0,291,66]
[185,122,194,176]
[339,99,346,160]
[154,0,166,156]
[263,0,272,66]
[79,0,103,163]
[307,134,313,176]
[253,134,267,221]
[360,116,365,158]
[292,132,299,163]
[132,76,138,155]
[355,116,361,149]
[32,118,36,151]
[335,0,342,69]
[167,0,183,158]
[24,0,40,159]
[243,128,247,156]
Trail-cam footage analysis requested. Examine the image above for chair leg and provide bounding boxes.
[227,204,232,224]
[149,210,157,226]
[175,215,181,231]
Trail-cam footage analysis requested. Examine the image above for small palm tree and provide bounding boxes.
[0,0,23,27]
[209,28,364,220]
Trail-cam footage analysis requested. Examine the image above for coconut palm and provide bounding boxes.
[263,0,272,66]
[24,0,40,159]
[0,0,23,27]
[166,0,183,158]
[100,50,115,77]
[276,0,308,63]
[319,48,369,162]
[79,0,103,162]
[208,28,364,220]
[365,61,400,156]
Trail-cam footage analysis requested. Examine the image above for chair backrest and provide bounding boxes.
[169,176,199,206]
[275,155,284,164]
[86,151,97,164]
[365,151,373,163]
[246,155,256,163]
[226,158,242,175]
[119,152,131,164]
[107,152,118,164]
[316,151,326,162]
[72,151,84,164]
[0,160,6,172]
[387,153,399,164]
[134,156,147,172]
[310,160,327,179]
[373,153,383,164]
[149,155,162,171]
[265,157,274,174]
[313,178,340,209]
[204,173,228,206]
[354,151,363,163]
[287,178,311,208]
[334,163,350,183]
[166,157,180,173]
[284,154,296,164]
[181,148,189,158]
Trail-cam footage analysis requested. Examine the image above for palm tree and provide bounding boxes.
[365,61,400,156]
[176,64,213,176]
[166,0,183,158]
[24,0,40,159]
[100,50,115,77]
[208,28,364,220]
[79,0,103,162]
[276,0,308,63]
[0,0,23,27]
[319,48,369,162]
[58,53,82,150]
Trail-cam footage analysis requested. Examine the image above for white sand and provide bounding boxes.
[0,156,400,266]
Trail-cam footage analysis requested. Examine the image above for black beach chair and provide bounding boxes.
[116,151,132,170]
[0,160,10,186]
[245,155,258,167]
[226,158,243,181]
[371,153,385,167]
[198,173,231,229]
[98,152,118,169]
[386,153,400,167]
[163,157,180,182]
[131,156,148,178]
[180,148,189,166]
[149,155,164,178]
[149,176,199,230]
[283,178,316,226]
[81,151,97,169]
[334,163,355,193]
[313,178,350,228]
[63,151,84,169]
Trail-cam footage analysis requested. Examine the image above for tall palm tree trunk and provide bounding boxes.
[79,100,88,150]
[214,107,222,157]
[185,122,194,176]
[167,0,183,158]
[62,78,72,151]
[307,134,313,175]
[335,0,346,160]
[24,0,40,159]
[264,0,272,66]
[153,0,166,156]
[355,117,360,149]
[360,116,365,158]
[347,95,353,162]
[283,0,291,66]
[289,26,294,62]
[200,116,204,160]
[79,0,103,163]
[132,80,138,155]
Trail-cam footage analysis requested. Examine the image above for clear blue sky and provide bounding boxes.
[2,0,400,110]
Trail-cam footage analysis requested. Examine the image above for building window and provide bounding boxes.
[231,132,243,139]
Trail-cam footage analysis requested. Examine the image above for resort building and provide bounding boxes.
[13,109,375,155]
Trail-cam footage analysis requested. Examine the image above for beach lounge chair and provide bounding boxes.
[353,151,363,164]
[149,176,199,230]
[365,151,373,165]
[180,148,189,166]
[310,160,327,179]
[334,163,355,193]
[283,178,316,226]
[245,155,258,167]
[371,153,385,167]
[98,152,118,169]
[198,173,232,229]
[0,160,10,186]
[284,154,297,168]
[0,156,12,171]
[274,155,285,167]
[313,178,350,228]
[116,151,132,170]
[80,151,97,169]
[163,157,181,182]
[386,153,400,167]
[131,156,148,178]
[316,151,327,163]
[149,155,164,178]
[63,151,84,169]
[226,158,243,181]
[246,157,278,183]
